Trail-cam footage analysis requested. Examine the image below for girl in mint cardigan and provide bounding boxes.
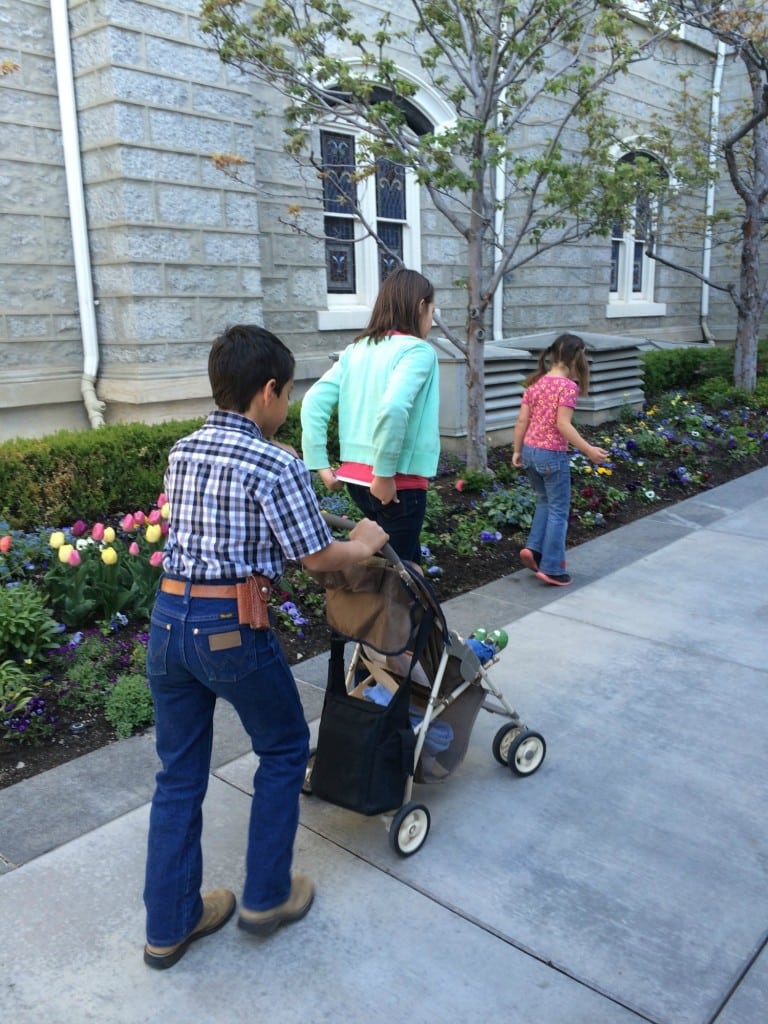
[300,268,440,564]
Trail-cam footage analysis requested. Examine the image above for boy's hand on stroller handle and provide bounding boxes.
[321,511,397,563]
[350,517,389,554]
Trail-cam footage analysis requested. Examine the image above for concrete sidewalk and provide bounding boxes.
[1,469,766,1024]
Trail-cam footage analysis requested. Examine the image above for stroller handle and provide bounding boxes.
[322,511,402,566]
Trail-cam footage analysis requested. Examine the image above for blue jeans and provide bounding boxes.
[143,585,309,946]
[346,483,426,564]
[521,445,571,576]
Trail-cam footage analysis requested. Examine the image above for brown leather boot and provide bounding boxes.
[144,888,236,969]
[238,875,314,936]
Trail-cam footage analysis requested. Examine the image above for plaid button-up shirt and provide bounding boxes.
[162,410,333,582]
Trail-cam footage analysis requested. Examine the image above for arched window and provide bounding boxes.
[606,152,668,319]
[316,91,434,332]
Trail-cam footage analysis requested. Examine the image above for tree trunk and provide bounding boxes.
[734,199,761,392]
[464,222,488,472]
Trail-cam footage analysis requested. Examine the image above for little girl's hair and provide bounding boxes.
[356,267,435,343]
[523,332,591,395]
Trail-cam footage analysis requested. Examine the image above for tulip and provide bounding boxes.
[149,550,164,567]
[91,522,105,542]
[103,526,116,543]
[0,535,11,554]
[455,479,465,492]
[133,510,146,525]
[128,541,140,556]
[121,513,136,531]
[58,543,74,563]
[50,531,65,549]
[160,501,171,520]
[145,523,162,544]
[71,519,88,537]
[157,493,168,507]
[68,549,82,567]
[148,509,162,525]
[101,546,118,565]
[161,522,169,536]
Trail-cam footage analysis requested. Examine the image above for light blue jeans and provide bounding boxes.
[521,445,571,576]
[143,584,309,946]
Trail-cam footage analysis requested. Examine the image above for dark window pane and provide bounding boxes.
[376,158,406,220]
[610,240,620,291]
[632,241,644,292]
[377,221,403,280]
[321,131,356,214]
[325,217,355,293]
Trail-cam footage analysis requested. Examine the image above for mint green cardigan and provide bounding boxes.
[300,333,440,478]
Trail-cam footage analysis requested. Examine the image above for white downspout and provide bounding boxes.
[701,41,726,346]
[50,0,105,426]
[492,147,505,342]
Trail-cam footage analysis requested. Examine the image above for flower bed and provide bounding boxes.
[1,390,767,789]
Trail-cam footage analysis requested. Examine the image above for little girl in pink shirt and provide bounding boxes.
[512,333,609,586]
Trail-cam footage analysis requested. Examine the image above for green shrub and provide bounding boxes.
[104,673,154,738]
[0,583,62,662]
[0,420,202,531]
[642,346,734,401]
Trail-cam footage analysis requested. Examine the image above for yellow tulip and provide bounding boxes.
[103,526,116,543]
[160,501,171,520]
[145,523,162,544]
[101,546,118,565]
[50,531,65,549]
[58,543,74,563]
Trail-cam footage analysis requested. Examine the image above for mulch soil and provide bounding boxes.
[2,441,767,790]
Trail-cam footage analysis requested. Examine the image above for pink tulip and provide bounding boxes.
[455,479,465,492]
[161,522,169,536]
[133,510,146,525]
[71,519,88,537]
[128,542,140,556]
[148,509,162,524]
[121,514,136,531]
[149,550,164,567]
[0,535,11,554]
[91,522,105,542]
[157,493,168,507]
[68,549,82,566]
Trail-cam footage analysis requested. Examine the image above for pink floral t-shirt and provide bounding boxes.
[521,375,579,451]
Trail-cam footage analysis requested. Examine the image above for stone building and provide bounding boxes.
[0,0,754,442]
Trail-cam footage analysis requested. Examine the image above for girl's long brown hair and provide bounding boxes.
[355,267,435,343]
[523,332,591,395]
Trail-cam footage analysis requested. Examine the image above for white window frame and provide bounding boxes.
[606,150,667,319]
[317,130,422,332]
[316,66,453,332]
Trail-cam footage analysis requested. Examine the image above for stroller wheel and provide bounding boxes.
[492,723,524,765]
[506,729,546,777]
[389,802,431,857]
[301,748,317,796]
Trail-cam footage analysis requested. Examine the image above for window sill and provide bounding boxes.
[317,307,371,332]
[605,300,667,319]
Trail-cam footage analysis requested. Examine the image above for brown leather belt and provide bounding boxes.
[160,575,272,630]
[161,579,239,599]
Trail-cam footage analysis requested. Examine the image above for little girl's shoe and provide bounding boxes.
[519,548,540,572]
[535,570,572,587]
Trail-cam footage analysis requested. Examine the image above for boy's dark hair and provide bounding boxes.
[524,332,591,395]
[209,325,295,412]
[356,267,435,343]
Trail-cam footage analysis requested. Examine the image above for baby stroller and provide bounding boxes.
[303,515,546,856]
